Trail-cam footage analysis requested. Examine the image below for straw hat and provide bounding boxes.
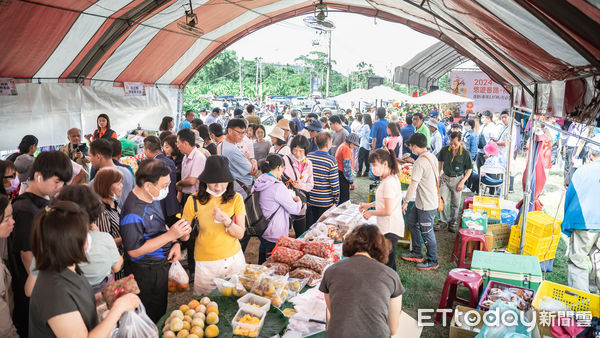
[269,126,286,142]
[276,118,290,131]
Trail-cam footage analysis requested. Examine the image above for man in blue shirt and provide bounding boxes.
[463,119,479,160]
[370,107,388,150]
[291,110,304,132]
[120,159,191,322]
[430,110,448,146]
[205,107,220,125]
[305,119,322,153]
[400,114,415,155]
[178,110,194,131]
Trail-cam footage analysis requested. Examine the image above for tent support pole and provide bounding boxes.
[505,90,516,199]
[519,83,538,254]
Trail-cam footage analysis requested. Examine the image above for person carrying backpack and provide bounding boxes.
[251,154,302,264]
[181,156,247,295]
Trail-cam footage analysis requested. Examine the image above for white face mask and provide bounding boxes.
[148,184,169,201]
[112,194,119,201]
[206,187,225,197]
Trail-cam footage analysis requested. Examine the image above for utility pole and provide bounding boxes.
[326,30,331,98]
[239,57,243,97]
[259,58,263,104]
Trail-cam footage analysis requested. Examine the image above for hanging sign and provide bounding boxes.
[124,82,146,96]
[0,78,17,96]
[450,71,509,115]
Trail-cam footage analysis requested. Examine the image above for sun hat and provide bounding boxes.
[305,120,323,132]
[198,156,234,183]
[484,142,499,156]
[427,119,439,129]
[345,133,360,146]
[276,118,290,131]
[390,114,399,123]
[269,126,286,142]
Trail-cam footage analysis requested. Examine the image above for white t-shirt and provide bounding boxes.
[375,175,405,237]
[410,152,440,211]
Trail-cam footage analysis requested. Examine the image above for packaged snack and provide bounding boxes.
[244,264,270,279]
[293,254,329,274]
[289,268,319,284]
[264,261,291,275]
[302,241,333,259]
[213,277,235,297]
[276,236,305,251]
[286,277,309,297]
[270,246,304,265]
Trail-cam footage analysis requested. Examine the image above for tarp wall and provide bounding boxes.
[0,83,180,151]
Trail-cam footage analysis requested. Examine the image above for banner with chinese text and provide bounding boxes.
[123,82,146,96]
[0,78,17,96]
[450,71,509,115]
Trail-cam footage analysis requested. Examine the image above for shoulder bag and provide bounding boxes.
[423,153,444,213]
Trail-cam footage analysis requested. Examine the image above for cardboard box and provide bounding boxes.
[449,306,486,338]
[392,311,422,338]
[486,223,511,249]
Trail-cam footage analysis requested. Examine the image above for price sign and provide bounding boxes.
[0,78,17,96]
[124,82,146,96]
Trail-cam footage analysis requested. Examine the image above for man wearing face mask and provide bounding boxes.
[144,136,179,226]
[463,119,479,161]
[120,159,191,322]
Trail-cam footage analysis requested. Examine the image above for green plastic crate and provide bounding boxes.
[470,251,543,291]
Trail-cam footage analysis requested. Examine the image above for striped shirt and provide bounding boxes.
[307,150,340,207]
[97,202,123,255]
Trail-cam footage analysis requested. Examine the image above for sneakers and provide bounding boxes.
[434,221,447,231]
[401,252,424,263]
[448,226,457,233]
[417,260,439,270]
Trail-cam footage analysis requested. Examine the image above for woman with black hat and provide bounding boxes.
[182,155,247,295]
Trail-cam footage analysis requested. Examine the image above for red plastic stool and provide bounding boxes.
[435,268,483,324]
[459,196,474,228]
[451,229,488,268]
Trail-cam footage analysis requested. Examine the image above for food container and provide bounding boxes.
[232,306,266,337]
[478,280,535,311]
[237,293,271,314]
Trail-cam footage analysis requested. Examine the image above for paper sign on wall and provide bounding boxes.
[0,78,17,96]
[124,82,146,96]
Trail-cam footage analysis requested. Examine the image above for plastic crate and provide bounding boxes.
[532,281,600,317]
[506,225,561,260]
[517,211,562,237]
[473,196,501,219]
[478,280,535,311]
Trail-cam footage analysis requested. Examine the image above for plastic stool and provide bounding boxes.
[459,196,474,228]
[451,229,488,268]
[435,268,483,324]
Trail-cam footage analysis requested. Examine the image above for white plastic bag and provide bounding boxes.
[110,303,159,338]
[168,261,189,285]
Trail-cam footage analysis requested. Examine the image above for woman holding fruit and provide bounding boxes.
[358,149,405,270]
[182,156,247,295]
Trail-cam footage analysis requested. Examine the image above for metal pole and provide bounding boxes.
[505,89,516,198]
[239,57,243,97]
[519,84,537,254]
[255,58,259,101]
[326,30,331,98]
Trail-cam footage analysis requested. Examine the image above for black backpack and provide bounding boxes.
[244,190,281,237]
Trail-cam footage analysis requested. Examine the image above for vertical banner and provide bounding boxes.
[450,71,510,115]
[0,78,17,96]
[123,82,146,96]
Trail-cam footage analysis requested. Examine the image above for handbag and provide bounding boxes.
[423,153,444,213]
[283,156,308,205]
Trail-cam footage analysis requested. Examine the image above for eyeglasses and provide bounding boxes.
[230,128,246,135]
[3,174,15,179]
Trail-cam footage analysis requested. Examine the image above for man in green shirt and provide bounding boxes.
[412,113,430,147]
[436,131,473,232]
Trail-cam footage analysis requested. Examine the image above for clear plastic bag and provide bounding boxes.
[168,261,188,285]
[110,303,158,338]
[264,261,291,275]
[270,247,305,265]
[293,254,329,274]
[277,236,305,251]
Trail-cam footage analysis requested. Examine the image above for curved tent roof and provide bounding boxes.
[393,41,468,90]
[408,90,473,104]
[1,0,599,90]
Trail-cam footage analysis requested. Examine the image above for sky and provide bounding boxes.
[228,12,440,78]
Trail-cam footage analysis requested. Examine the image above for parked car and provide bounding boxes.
[312,99,341,116]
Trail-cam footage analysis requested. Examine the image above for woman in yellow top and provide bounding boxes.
[182,156,247,295]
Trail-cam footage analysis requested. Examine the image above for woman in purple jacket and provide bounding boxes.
[252,154,302,263]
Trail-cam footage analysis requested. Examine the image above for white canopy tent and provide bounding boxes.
[333,88,369,102]
[362,85,411,101]
[408,90,473,104]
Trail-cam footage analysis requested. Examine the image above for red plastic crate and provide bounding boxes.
[478,280,536,311]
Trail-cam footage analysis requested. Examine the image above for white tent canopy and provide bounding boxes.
[333,88,369,102]
[408,90,474,104]
[361,85,411,101]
